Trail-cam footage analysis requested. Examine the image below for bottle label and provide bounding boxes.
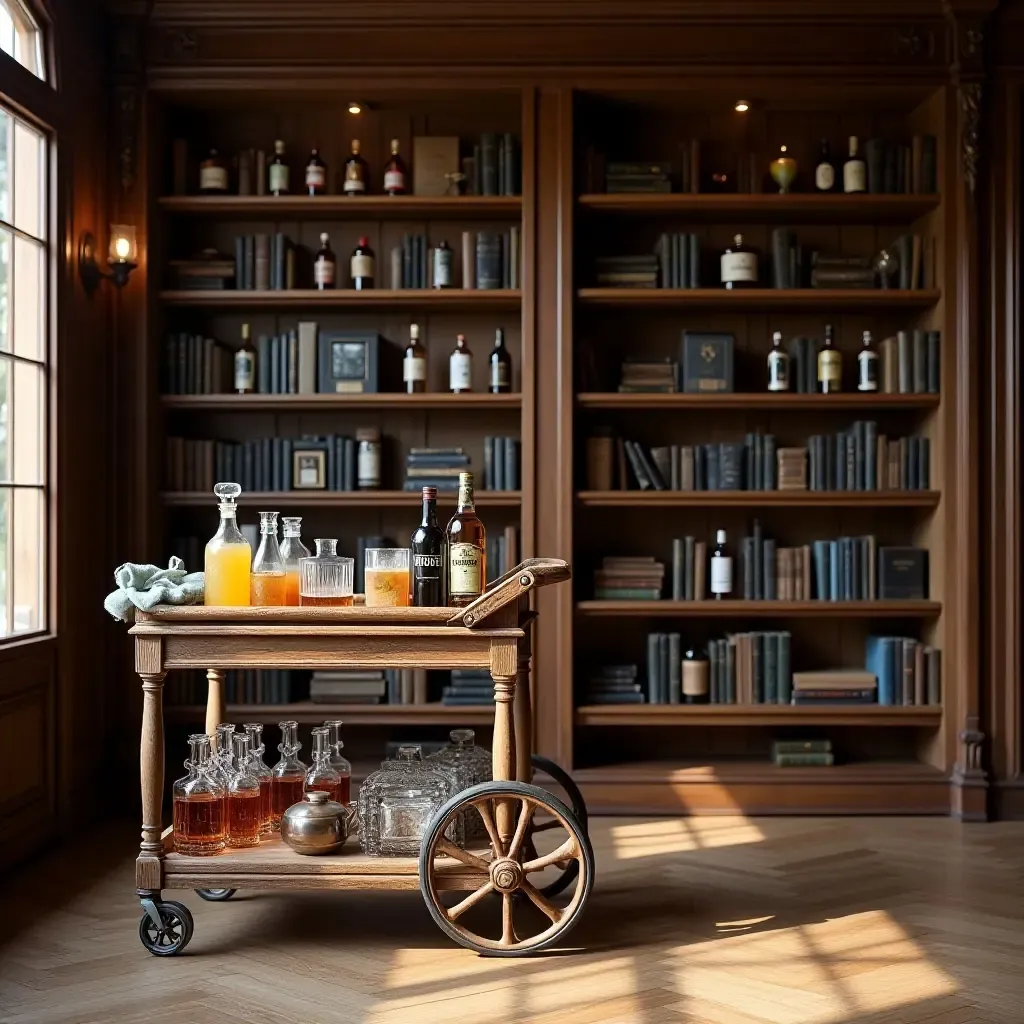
[351,253,374,280]
[720,251,757,283]
[767,351,789,391]
[710,555,732,594]
[843,162,866,193]
[858,351,879,391]
[490,360,510,388]
[199,165,228,191]
[343,171,366,193]
[815,164,835,191]
[384,169,405,192]
[413,553,443,570]
[818,351,842,382]
[234,350,255,391]
[269,164,289,193]
[305,165,325,188]
[450,352,472,391]
[314,258,335,286]
[403,355,427,382]
[357,441,380,487]
[433,250,453,287]
[449,542,482,596]
[682,661,709,697]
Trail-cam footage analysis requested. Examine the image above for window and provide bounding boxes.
[0,0,42,80]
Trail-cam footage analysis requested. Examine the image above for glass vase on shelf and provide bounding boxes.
[243,722,274,835]
[227,733,262,848]
[271,720,307,831]
[172,734,226,856]
[305,726,345,805]
[204,482,251,606]
[324,719,353,805]
[280,516,310,607]
[299,539,354,607]
[251,511,286,606]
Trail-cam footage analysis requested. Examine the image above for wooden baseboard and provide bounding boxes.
[991,779,1024,820]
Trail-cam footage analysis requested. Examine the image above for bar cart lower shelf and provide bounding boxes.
[130,559,591,958]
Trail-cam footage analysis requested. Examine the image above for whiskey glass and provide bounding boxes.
[299,539,354,607]
[364,547,411,607]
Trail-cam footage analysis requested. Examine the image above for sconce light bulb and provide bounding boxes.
[348,103,363,115]
[734,101,750,113]
[780,144,788,153]
[114,236,131,260]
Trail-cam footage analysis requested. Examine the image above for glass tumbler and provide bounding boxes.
[299,539,354,606]
[364,547,411,607]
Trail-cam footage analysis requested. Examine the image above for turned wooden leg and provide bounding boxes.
[206,668,226,742]
[513,648,533,785]
[492,673,517,849]
[137,670,166,890]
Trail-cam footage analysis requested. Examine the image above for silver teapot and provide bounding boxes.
[281,790,350,855]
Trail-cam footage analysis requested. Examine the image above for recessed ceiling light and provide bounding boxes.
[734,101,750,113]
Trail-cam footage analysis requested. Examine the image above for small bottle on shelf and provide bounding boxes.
[323,720,353,804]
[173,733,226,856]
[720,233,758,290]
[280,516,309,606]
[449,333,473,393]
[818,323,842,393]
[842,135,866,194]
[234,322,256,394]
[682,649,710,704]
[432,240,453,289]
[227,732,262,849]
[251,511,286,606]
[383,138,407,195]
[305,726,345,805]
[411,485,446,607]
[489,327,512,394]
[270,720,307,831]
[350,235,375,289]
[305,147,327,195]
[314,232,337,290]
[767,330,789,392]
[814,138,835,192]
[343,139,368,195]
[357,427,382,490]
[198,148,229,194]
[446,472,486,608]
[403,323,427,394]
[268,139,290,196]
[710,529,732,600]
[204,482,251,607]
[243,722,274,835]
[858,330,879,392]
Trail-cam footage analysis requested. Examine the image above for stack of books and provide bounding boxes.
[772,740,834,767]
[604,161,672,193]
[404,447,469,493]
[705,631,793,704]
[645,633,682,703]
[670,537,708,600]
[865,636,942,705]
[809,254,874,289]
[593,254,659,288]
[619,360,678,393]
[791,669,877,705]
[310,670,387,704]
[385,669,429,705]
[582,664,644,704]
[655,233,701,288]
[594,556,665,600]
[777,447,808,491]
[483,437,520,490]
[171,252,236,291]
[442,670,494,706]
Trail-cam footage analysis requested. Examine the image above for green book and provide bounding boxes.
[774,752,835,767]
[772,739,832,756]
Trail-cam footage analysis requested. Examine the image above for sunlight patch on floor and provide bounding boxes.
[611,816,767,860]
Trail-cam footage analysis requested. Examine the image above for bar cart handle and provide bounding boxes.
[446,558,572,629]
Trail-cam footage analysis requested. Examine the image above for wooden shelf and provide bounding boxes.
[575,704,942,727]
[159,289,521,310]
[577,192,941,223]
[162,393,522,411]
[577,490,940,508]
[576,600,942,618]
[577,392,941,410]
[161,490,521,507]
[158,194,522,219]
[576,288,940,311]
[165,702,493,726]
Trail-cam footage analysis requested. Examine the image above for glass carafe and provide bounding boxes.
[251,511,286,606]
[324,719,353,805]
[172,734,226,855]
[208,725,234,817]
[271,720,307,830]
[305,726,345,805]
[280,516,310,606]
[227,733,262,848]
[299,539,354,606]
[205,482,251,606]
[428,728,491,842]
[243,722,274,836]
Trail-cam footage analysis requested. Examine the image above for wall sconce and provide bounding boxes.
[347,101,364,115]
[79,224,138,293]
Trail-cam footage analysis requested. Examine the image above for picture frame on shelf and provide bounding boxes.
[292,447,327,489]
[317,330,381,394]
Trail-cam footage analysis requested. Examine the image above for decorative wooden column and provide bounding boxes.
[135,637,165,891]
[490,639,519,846]
[205,668,226,740]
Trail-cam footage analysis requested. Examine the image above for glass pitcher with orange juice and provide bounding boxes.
[204,482,251,606]
[251,511,286,606]
[280,516,309,606]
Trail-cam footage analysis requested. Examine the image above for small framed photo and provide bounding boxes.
[318,330,380,394]
[292,448,327,489]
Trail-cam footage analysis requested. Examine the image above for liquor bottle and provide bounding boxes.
[280,516,309,606]
[199,149,229,194]
[682,649,710,705]
[314,232,336,290]
[204,482,251,606]
[305,147,327,196]
[305,726,345,805]
[270,720,307,831]
[767,330,789,392]
[343,139,368,195]
[403,323,427,394]
[814,138,835,192]
[242,722,274,834]
[710,529,732,600]
[449,333,472,393]
[383,138,407,195]
[432,240,453,288]
[489,327,512,393]
[226,733,262,849]
[269,139,290,196]
[720,233,758,289]
[447,472,485,607]
[350,235,375,289]
[857,330,879,392]
[234,322,256,394]
[818,323,842,393]
[172,734,226,855]
[251,511,286,606]
[411,485,446,607]
[843,135,866,194]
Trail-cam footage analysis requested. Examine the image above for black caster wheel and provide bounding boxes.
[138,900,194,956]
[529,754,589,898]
[195,888,236,902]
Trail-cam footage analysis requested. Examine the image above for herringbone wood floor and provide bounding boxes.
[1,817,1022,1024]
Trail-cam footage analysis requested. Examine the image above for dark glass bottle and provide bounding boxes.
[314,232,336,290]
[411,486,445,607]
[818,323,842,393]
[682,649,710,705]
[305,147,327,196]
[720,233,758,290]
[383,138,407,196]
[268,139,290,196]
[489,327,512,393]
[199,149,229,194]
[814,138,836,193]
[350,236,375,290]
[343,139,368,195]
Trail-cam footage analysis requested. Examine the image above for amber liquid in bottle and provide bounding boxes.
[251,572,287,606]
[271,774,306,828]
[172,793,225,855]
[446,472,486,608]
[306,775,345,805]
[258,776,273,834]
[227,790,262,848]
[298,594,354,607]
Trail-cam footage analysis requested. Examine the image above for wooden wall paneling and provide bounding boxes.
[521,85,537,561]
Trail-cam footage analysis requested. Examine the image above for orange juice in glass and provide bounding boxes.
[365,548,411,607]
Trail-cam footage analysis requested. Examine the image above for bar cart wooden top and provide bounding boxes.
[129,559,592,958]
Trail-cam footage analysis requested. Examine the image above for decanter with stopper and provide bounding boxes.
[299,538,354,606]
[428,729,490,841]
[251,511,286,606]
[172,734,226,856]
[305,726,345,806]
[227,732,262,848]
[243,722,274,835]
[323,719,353,805]
[204,482,251,606]
[280,516,310,607]
[271,720,307,830]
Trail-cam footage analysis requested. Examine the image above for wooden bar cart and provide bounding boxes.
[129,558,592,957]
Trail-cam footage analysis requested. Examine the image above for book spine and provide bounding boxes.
[672,538,684,600]
[646,633,660,704]
[777,632,791,705]
[668,633,681,704]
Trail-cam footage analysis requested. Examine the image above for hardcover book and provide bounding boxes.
[681,332,734,393]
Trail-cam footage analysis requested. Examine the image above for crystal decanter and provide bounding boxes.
[226,732,262,848]
[280,516,310,606]
[271,720,307,831]
[324,719,353,805]
[243,722,274,836]
[428,729,490,841]
[172,734,226,855]
[305,726,345,806]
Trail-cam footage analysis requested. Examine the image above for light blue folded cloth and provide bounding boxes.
[104,557,205,622]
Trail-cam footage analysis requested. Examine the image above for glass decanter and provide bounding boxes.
[243,722,274,835]
[358,745,458,856]
[251,511,286,606]
[324,719,353,805]
[214,723,236,778]
[280,516,310,607]
[299,538,354,606]
[205,482,251,606]
[427,729,486,841]
[305,726,345,805]
[172,734,226,855]
[227,732,262,848]
[271,720,307,830]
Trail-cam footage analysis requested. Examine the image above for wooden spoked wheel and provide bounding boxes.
[529,755,589,898]
[419,781,594,957]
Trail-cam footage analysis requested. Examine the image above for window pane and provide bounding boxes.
[13,234,41,360]
[0,2,42,81]
[0,228,8,352]
[0,356,7,480]
[0,109,9,224]
[11,484,42,633]
[12,358,42,484]
[0,486,6,634]
[13,119,42,239]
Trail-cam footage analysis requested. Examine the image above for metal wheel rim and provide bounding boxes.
[139,903,192,955]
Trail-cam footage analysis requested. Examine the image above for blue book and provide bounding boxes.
[777,632,792,704]
[646,633,660,704]
[828,541,839,600]
[813,540,829,600]
[269,335,280,394]
[866,635,895,705]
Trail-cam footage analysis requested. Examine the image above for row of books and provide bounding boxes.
[390,229,520,290]
[443,669,495,706]
[482,437,521,492]
[162,334,231,394]
[807,429,930,492]
[165,670,298,706]
[402,445,519,493]
[593,556,665,600]
[592,253,659,289]
[486,527,521,585]
[232,233,296,291]
[309,669,434,705]
[866,636,942,706]
[254,326,316,394]
[654,234,702,288]
[469,132,521,197]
